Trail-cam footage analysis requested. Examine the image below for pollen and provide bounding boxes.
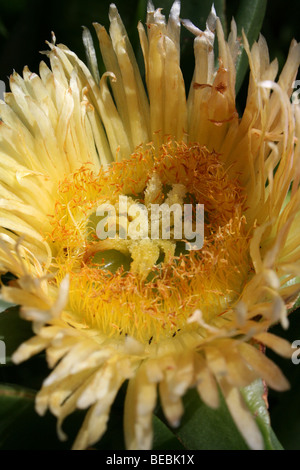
[47,141,252,344]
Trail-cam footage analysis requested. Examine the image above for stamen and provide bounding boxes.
[47,141,251,343]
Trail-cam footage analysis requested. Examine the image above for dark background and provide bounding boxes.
[0,0,299,449]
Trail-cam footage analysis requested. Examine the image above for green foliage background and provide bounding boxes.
[0,0,299,450]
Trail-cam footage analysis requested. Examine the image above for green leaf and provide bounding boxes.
[241,379,283,450]
[157,381,283,450]
[0,307,33,363]
[152,415,186,450]
[235,0,267,93]
[161,388,250,450]
[269,428,284,450]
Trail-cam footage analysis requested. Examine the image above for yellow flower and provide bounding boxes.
[0,1,299,450]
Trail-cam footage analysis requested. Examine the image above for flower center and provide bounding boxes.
[48,141,251,344]
[84,174,198,279]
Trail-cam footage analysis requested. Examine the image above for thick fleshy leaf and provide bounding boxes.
[152,415,185,450]
[241,379,283,450]
[234,0,267,93]
[157,384,283,450]
[159,388,249,449]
